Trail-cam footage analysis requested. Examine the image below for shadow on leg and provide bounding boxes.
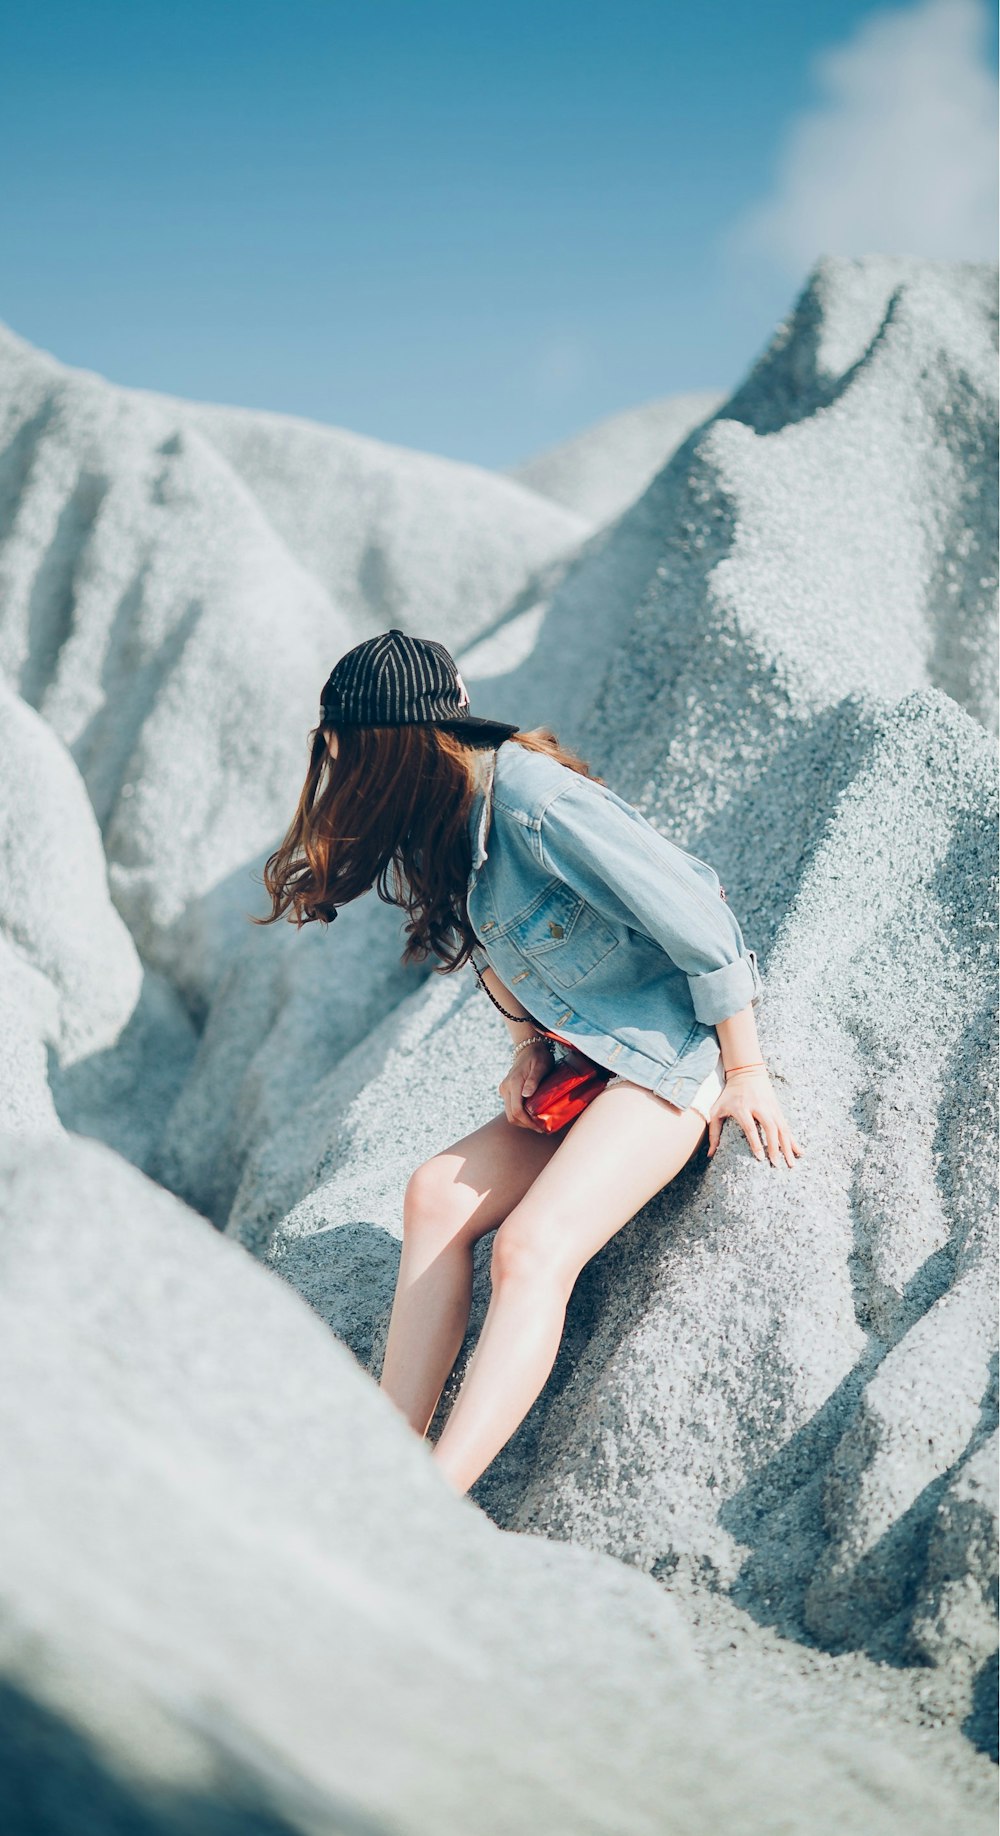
[380,1109,564,1435]
[431,1080,707,1494]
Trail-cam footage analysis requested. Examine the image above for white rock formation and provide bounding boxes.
[456,257,998,751]
[174,392,588,646]
[241,691,996,1714]
[0,678,141,1062]
[504,387,725,525]
[0,256,995,1822]
[0,1128,992,1835]
[0,677,194,1160]
[0,321,585,1008]
[0,675,197,1160]
[228,261,999,1757]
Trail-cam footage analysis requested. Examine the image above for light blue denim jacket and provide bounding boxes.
[465,740,764,1110]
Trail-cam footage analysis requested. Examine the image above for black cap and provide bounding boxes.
[319,629,520,745]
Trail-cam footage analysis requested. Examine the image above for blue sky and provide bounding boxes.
[1,0,996,468]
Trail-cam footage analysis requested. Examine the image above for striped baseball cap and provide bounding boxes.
[319,629,520,744]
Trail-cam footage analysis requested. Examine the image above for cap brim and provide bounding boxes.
[434,716,521,744]
[317,711,520,744]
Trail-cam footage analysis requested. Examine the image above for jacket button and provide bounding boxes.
[481,920,495,931]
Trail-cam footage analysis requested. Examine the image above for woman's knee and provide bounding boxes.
[490,1213,574,1298]
[402,1154,480,1246]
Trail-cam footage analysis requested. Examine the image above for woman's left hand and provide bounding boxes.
[706,1070,803,1169]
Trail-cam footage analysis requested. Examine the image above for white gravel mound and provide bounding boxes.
[0,256,995,1818]
[0,321,348,1007]
[0,676,196,1161]
[243,693,996,1734]
[174,393,587,648]
[222,261,998,1779]
[151,887,424,1229]
[505,386,725,525]
[0,678,141,1061]
[0,941,61,1136]
[455,256,998,752]
[0,1128,991,1836]
[0,321,585,1010]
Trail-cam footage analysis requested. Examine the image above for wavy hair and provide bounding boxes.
[250,723,603,972]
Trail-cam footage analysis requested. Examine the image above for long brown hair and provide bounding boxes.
[250,724,603,972]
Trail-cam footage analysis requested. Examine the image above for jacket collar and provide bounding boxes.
[467,745,497,879]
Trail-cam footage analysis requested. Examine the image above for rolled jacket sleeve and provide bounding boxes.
[538,780,763,1026]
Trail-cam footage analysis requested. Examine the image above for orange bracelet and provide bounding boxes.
[724,1061,767,1076]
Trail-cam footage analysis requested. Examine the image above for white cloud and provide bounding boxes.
[722,0,999,274]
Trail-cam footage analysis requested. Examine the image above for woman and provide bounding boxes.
[254,628,802,1498]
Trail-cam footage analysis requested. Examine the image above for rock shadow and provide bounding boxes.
[0,1674,389,1836]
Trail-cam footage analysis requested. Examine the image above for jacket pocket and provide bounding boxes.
[506,880,620,988]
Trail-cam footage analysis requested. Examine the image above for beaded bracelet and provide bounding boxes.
[510,1034,552,1063]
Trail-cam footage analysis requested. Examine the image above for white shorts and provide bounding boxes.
[605,1053,725,1126]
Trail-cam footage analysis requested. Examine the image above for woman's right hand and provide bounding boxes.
[499,1043,555,1131]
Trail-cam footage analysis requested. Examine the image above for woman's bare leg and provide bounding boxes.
[380,1112,564,1435]
[430,1081,708,1495]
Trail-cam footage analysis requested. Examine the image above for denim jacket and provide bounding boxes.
[464,741,763,1110]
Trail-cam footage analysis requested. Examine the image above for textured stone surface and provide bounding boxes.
[245,693,996,1712]
[0,678,141,1060]
[150,888,423,1228]
[504,387,724,525]
[232,261,999,1759]
[0,257,996,1823]
[911,1429,1000,1691]
[0,319,583,1008]
[0,1129,991,1836]
[176,391,588,647]
[0,677,194,1161]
